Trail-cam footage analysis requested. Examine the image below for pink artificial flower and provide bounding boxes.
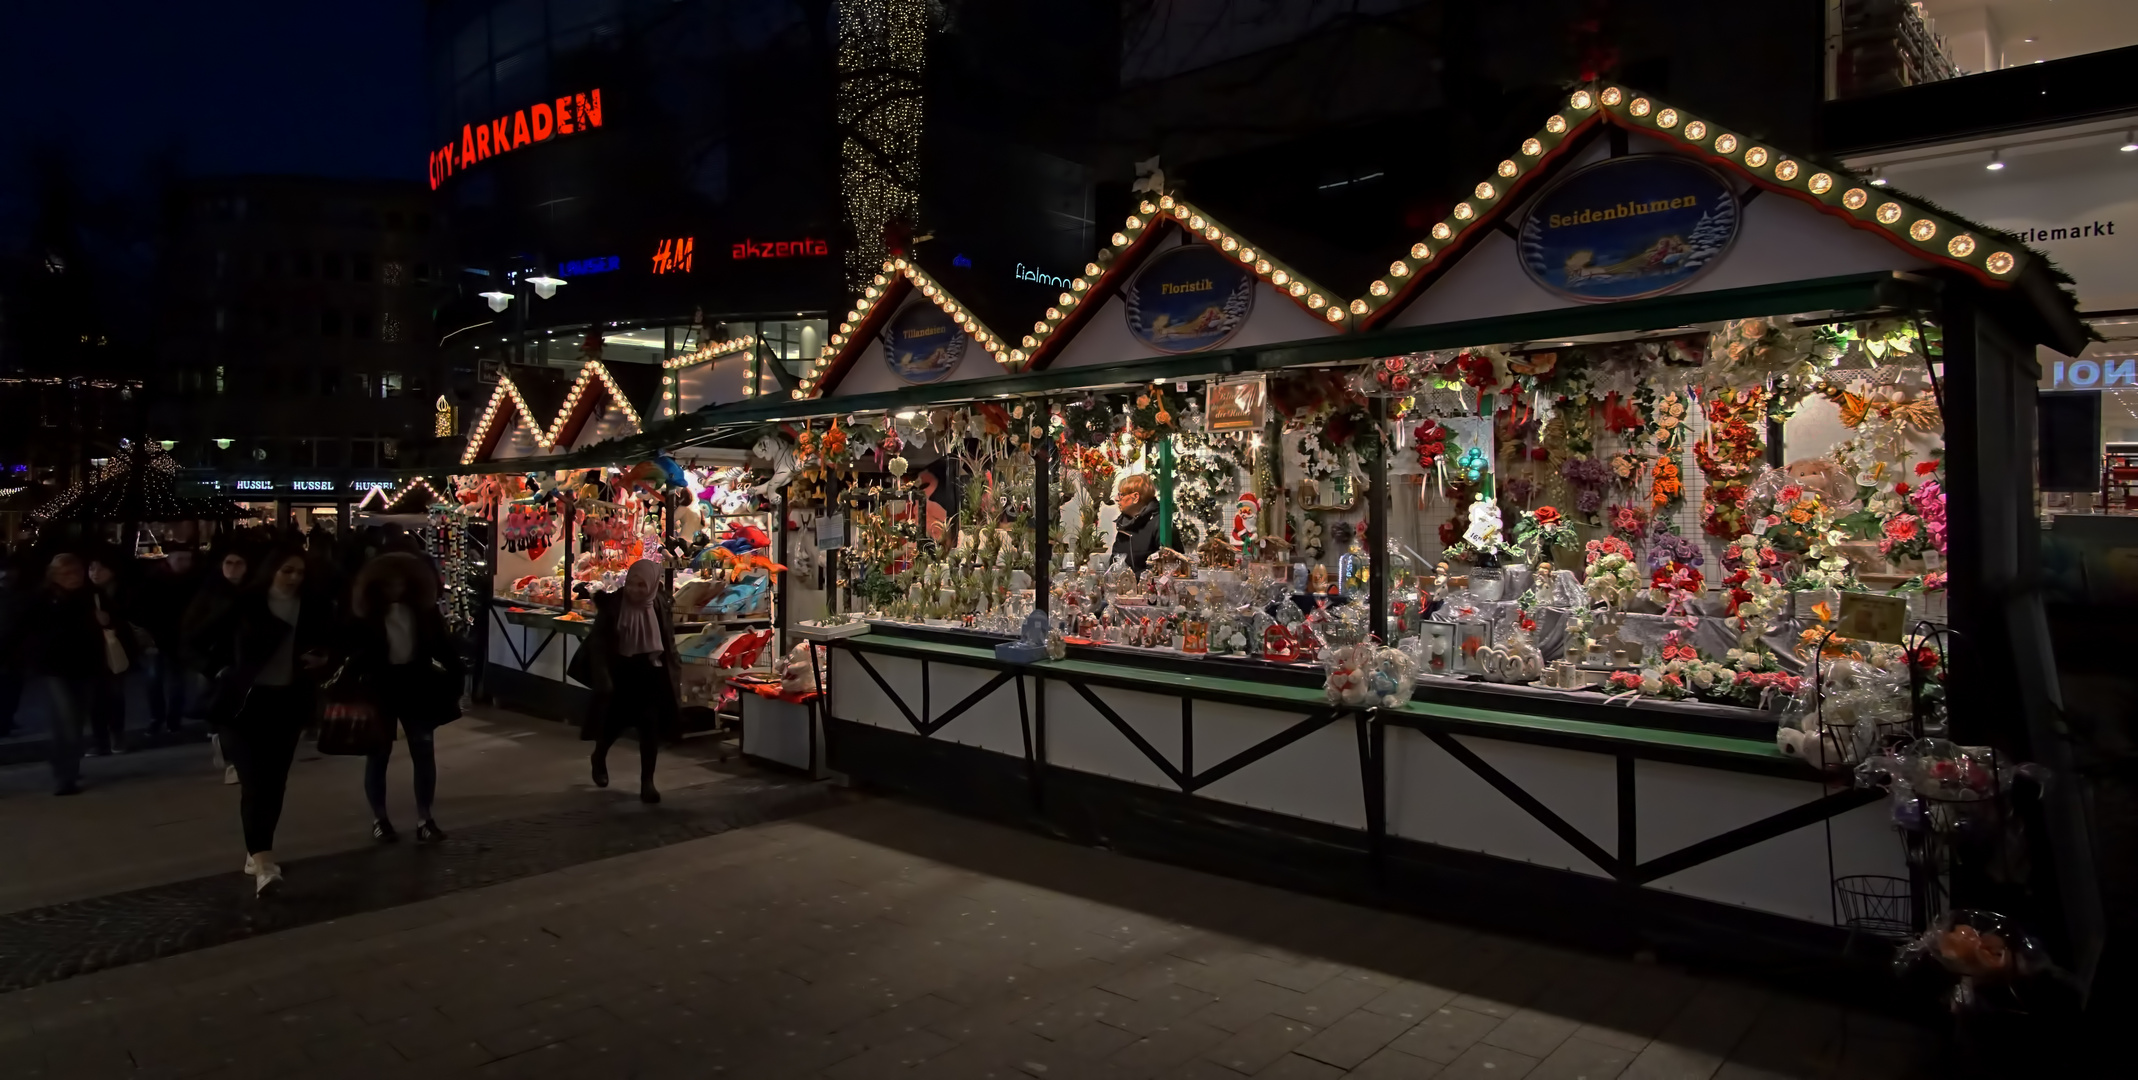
[1882,515,1921,542]
[1778,484,1804,503]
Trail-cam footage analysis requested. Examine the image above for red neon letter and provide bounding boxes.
[475,122,492,159]
[512,109,532,149]
[586,89,603,128]
[459,124,476,165]
[554,97,574,135]
[531,102,554,141]
[489,117,510,157]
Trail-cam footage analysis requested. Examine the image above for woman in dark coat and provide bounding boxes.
[346,552,464,843]
[197,546,337,896]
[569,560,678,803]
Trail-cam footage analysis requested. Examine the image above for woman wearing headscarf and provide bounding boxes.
[347,552,464,843]
[198,546,337,896]
[570,560,678,803]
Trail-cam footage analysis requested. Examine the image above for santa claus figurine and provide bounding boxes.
[1230,492,1261,550]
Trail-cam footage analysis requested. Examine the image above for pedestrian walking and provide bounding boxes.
[85,554,141,754]
[0,556,30,738]
[569,560,677,804]
[140,545,206,735]
[185,547,252,783]
[346,552,464,843]
[198,546,336,896]
[20,554,107,795]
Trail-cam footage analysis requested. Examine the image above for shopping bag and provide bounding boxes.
[315,666,393,755]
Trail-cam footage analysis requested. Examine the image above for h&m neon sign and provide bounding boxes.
[429,89,605,190]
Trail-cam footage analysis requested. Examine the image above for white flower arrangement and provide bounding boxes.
[1585,552,1641,607]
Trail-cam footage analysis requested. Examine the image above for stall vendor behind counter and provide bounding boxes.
[1111,473,1162,574]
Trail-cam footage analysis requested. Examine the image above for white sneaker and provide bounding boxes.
[252,854,283,897]
[223,765,239,785]
[243,854,258,876]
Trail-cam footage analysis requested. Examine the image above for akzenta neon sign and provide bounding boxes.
[429,89,606,190]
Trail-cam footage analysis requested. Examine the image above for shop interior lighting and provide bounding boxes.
[2122,130,2137,153]
[1985,150,2005,171]
[1869,167,1888,186]
[479,290,513,312]
[525,274,566,299]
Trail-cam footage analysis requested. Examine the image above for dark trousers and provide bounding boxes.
[594,657,675,783]
[35,676,91,788]
[0,667,22,734]
[222,685,311,855]
[88,675,125,753]
[364,678,440,821]
[147,652,190,731]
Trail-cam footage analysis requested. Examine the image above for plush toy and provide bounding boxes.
[779,643,819,695]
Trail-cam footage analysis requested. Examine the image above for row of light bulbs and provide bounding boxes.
[804,260,1014,399]
[543,361,645,448]
[789,84,2027,404]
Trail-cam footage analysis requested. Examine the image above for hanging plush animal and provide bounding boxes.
[719,522,771,553]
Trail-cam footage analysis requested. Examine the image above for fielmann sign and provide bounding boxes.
[428,89,605,190]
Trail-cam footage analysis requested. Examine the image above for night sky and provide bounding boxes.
[0,0,428,253]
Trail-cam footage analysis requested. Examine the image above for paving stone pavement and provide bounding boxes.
[0,794,1943,1079]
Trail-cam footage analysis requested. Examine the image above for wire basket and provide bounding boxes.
[1834,874,1916,942]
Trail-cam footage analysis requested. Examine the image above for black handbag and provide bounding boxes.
[316,664,394,755]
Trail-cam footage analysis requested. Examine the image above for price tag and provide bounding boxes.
[815,513,846,551]
[1836,592,1907,645]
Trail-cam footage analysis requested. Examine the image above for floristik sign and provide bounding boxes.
[429,89,606,190]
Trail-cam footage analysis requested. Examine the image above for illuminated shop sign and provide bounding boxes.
[292,480,334,492]
[559,256,620,277]
[428,88,606,191]
[2050,357,2138,390]
[1013,262,1074,287]
[234,480,274,491]
[732,237,830,259]
[652,237,695,274]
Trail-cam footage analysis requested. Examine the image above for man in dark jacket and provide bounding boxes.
[1109,473,1164,575]
[24,554,107,795]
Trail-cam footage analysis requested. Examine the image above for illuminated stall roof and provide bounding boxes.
[547,360,662,450]
[461,368,574,464]
[355,476,448,514]
[657,334,756,417]
[1350,84,2067,333]
[800,259,1017,399]
[1020,195,1349,369]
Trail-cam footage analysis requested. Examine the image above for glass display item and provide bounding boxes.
[1339,538,1369,595]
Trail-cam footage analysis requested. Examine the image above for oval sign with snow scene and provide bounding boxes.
[1123,241,1256,354]
[1517,154,1740,302]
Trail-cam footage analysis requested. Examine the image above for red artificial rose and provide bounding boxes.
[1916,460,1938,476]
[1529,447,1550,461]
[1534,506,1563,526]
[1894,482,1910,495]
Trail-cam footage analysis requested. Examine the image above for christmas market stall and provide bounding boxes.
[453,353,786,727]
[671,85,2099,979]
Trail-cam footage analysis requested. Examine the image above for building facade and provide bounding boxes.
[424,0,842,430]
[147,177,452,513]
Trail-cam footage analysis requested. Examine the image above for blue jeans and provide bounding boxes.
[36,676,91,788]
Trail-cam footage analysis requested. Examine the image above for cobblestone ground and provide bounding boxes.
[0,775,1939,1080]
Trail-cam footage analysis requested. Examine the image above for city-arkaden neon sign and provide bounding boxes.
[429,89,605,190]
